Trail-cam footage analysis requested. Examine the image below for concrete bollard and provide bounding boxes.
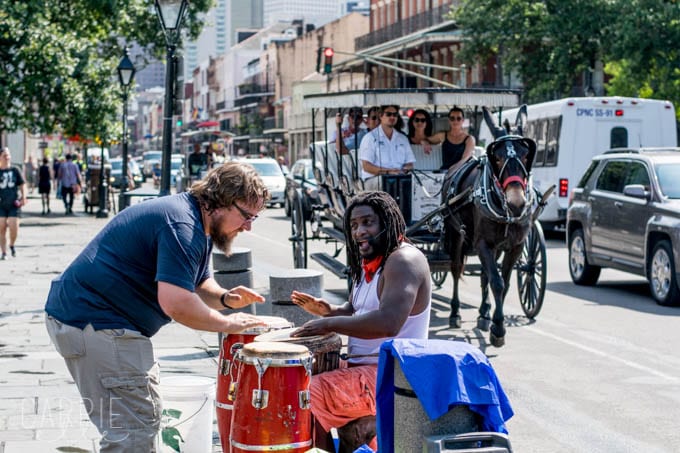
[393,357,479,452]
[213,248,254,323]
[268,268,324,328]
[212,247,252,272]
[269,269,323,304]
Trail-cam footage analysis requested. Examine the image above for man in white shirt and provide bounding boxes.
[358,105,415,190]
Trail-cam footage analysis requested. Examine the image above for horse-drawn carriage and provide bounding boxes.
[288,88,552,346]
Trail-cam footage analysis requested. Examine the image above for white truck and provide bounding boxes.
[478,96,678,230]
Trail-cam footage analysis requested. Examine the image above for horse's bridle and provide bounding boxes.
[476,137,534,225]
[491,136,531,191]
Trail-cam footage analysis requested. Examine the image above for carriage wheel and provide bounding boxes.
[426,242,447,287]
[290,195,307,268]
[431,270,447,287]
[515,221,547,319]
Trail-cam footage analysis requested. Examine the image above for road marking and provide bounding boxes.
[526,326,679,382]
[242,231,290,249]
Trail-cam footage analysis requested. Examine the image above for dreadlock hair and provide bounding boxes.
[344,191,407,283]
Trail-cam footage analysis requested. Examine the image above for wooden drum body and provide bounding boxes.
[216,316,293,452]
[230,342,313,453]
[255,327,342,375]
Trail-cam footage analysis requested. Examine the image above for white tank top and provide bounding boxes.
[347,252,431,365]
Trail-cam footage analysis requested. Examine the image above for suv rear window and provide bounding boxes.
[577,161,599,188]
[596,160,628,193]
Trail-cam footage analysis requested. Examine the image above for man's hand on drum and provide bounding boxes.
[291,291,332,316]
[292,318,330,338]
[225,286,266,309]
[225,312,267,334]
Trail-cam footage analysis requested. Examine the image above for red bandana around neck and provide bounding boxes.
[361,256,384,283]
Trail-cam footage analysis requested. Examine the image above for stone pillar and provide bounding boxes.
[393,357,479,452]
[268,269,324,327]
[213,247,254,316]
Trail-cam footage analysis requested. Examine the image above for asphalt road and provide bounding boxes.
[238,206,680,453]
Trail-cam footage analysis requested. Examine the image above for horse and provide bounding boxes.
[441,105,536,347]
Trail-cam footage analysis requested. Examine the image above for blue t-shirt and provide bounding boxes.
[45,192,212,337]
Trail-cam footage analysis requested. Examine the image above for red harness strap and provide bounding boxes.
[502,175,526,190]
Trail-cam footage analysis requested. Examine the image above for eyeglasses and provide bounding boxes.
[369,116,379,121]
[383,111,399,118]
[233,203,259,223]
[449,116,463,121]
[413,117,427,123]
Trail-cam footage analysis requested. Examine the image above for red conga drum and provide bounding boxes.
[230,342,313,453]
[216,316,293,452]
[255,327,342,375]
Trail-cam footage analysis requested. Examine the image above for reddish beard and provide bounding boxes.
[208,211,236,255]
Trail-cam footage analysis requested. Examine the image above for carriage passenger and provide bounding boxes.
[365,106,382,132]
[291,191,432,452]
[407,108,440,155]
[332,106,367,156]
[358,105,415,190]
[429,106,477,172]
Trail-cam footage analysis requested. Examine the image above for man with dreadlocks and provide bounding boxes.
[291,191,432,452]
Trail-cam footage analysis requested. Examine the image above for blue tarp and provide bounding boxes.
[376,339,514,452]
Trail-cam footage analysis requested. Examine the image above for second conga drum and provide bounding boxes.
[255,327,342,375]
[216,316,292,453]
[230,342,313,453]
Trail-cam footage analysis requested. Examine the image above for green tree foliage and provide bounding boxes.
[0,0,211,141]
[451,0,680,108]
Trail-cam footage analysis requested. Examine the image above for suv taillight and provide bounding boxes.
[559,178,569,197]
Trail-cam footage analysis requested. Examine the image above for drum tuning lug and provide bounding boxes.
[299,390,311,409]
[230,343,244,356]
[219,358,231,376]
[252,389,269,409]
[228,381,238,401]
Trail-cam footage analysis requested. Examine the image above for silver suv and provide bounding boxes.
[567,148,680,306]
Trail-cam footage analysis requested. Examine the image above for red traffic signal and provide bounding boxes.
[323,47,334,74]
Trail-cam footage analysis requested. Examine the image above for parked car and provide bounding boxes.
[566,147,680,306]
[170,154,185,187]
[285,158,320,219]
[109,157,143,189]
[142,150,162,178]
[239,157,286,207]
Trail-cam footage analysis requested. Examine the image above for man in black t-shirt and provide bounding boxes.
[0,147,26,259]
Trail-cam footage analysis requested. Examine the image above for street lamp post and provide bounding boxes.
[117,48,136,211]
[154,0,188,196]
[95,139,109,218]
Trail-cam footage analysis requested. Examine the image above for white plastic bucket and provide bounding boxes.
[158,375,216,453]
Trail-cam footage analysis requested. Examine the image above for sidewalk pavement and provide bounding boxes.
[0,191,337,453]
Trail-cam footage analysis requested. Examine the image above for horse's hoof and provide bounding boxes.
[490,331,505,348]
[449,315,462,329]
[476,317,491,331]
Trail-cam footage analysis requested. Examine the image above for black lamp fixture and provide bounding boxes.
[154,0,188,196]
[117,48,136,211]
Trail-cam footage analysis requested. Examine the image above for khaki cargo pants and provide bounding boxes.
[45,314,161,453]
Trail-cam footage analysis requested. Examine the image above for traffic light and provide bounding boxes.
[176,118,183,128]
[323,47,334,74]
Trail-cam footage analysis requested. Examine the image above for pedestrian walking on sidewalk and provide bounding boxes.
[56,153,81,214]
[38,157,52,214]
[0,147,26,260]
[45,161,270,452]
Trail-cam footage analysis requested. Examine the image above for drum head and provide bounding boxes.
[242,341,310,360]
[254,327,331,344]
[240,316,293,335]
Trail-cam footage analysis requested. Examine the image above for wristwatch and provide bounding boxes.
[220,292,232,309]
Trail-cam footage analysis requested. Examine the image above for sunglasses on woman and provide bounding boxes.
[413,117,427,123]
